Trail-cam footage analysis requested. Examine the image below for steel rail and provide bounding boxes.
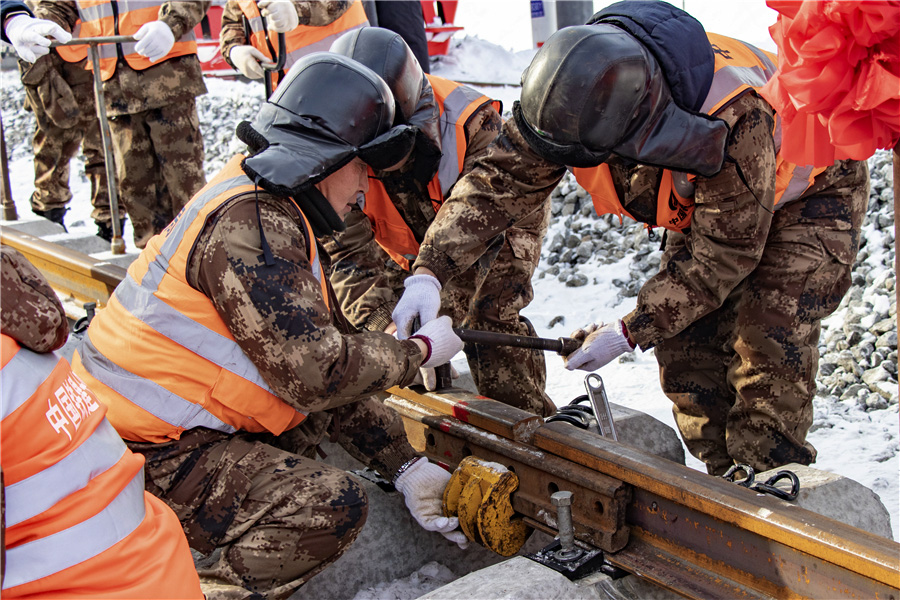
[0,227,126,319]
[385,386,900,600]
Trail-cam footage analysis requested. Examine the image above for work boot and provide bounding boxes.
[96,217,126,243]
[33,207,68,232]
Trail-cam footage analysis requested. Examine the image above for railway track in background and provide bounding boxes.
[2,222,900,599]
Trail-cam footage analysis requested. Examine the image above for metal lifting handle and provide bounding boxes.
[51,36,134,254]
[262,32,286,99]
[584,373,617,440]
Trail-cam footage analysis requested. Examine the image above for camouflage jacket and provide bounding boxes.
[412,93,862,351]
[322,104,503,332]
[1,246,68,353]
[219,0,352,70]
[185,188,422,477]
[33,1,209,116]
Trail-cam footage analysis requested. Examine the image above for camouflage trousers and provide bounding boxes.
[107,97,206,248]
[128,427,368,600]
[441,202,555,417]
[655,160,869,475]
[19,55,113,223]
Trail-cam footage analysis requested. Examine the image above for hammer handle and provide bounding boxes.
[453,328,581,356]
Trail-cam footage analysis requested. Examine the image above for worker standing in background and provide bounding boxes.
[221,0,368,86]
[391,0,868,476]
[327,27,555,417]
[72,54,466,599]
[8,1,211,249]
[1,246,203,599]
[13,0,120,239]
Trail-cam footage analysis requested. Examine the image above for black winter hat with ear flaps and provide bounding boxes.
[330,27,442,180]
[238,52,416,235]
[515,0,729,178]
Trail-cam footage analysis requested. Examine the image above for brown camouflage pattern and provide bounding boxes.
[0,246,68,352]
[324,106,555,415]
[107,97,206,248]
[17,51,116,224]
[413,93,868,472]
[128,427,368,600]
[220,0,354,70]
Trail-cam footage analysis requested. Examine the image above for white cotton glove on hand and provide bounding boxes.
[410,316,463,369]
[413,363,460,391]
[392,274,442,339]
[395,458,469,549]
[229,44,274,79]
[5,15,71,62]
[258,0,300,33]
[133,20,175,63]
[564,320,635,372]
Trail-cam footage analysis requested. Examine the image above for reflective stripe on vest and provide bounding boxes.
[75,155,317,441]
[55,21,87,62]
[75,0,197,81]
[362,76,500,270]
[0,335,143,590]
[574,33,827,232]
[4,471,145,589]
[238,0,368,89]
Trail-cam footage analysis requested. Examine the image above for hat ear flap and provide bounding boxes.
[358,125,417,171]
[236,121,270,156]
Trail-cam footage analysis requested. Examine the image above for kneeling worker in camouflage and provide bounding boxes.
[72,53,466,599]
[393,0,868,476]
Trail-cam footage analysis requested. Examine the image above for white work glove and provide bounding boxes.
[229,44,274,79]
[564,320,635,372]
[410,316,463,369]
[393,274,442,339]
[133,20,175,63]
[258,0,300,33]
[5,15,71,62]
[413,363,460,391]
[394,458,469,549]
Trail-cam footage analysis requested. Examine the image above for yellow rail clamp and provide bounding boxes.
[443,456,531,556]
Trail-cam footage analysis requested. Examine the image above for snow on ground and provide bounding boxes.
[0,3,897,597]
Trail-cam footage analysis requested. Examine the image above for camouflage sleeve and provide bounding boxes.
[158,1,210,40]
[0,246,68,353]
[33,0,78,31]
[219,0,248,69]
[322,206,408,333]
[188,193,423,414]
[623,94,778,350]
[296,1,353,26]
[413,115,566,284]
[330,393,418,479]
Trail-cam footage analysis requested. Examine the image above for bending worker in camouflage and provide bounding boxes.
[392,0,868,475]
[72,54,466,599]
[325,27,555,417]
[220,0,368,87]
[10,0,210,249]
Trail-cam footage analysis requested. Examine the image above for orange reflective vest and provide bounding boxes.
[55,20,88,62]
[72,155,323,443]
[362,75,501,270]
[73,0,198,81]
[1,334,202,598]
[572,32,827,233]
[237,0,368,89]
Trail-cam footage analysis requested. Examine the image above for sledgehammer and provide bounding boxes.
[452,328,581,356]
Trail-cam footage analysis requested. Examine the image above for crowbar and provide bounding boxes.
[453,328,581,356]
